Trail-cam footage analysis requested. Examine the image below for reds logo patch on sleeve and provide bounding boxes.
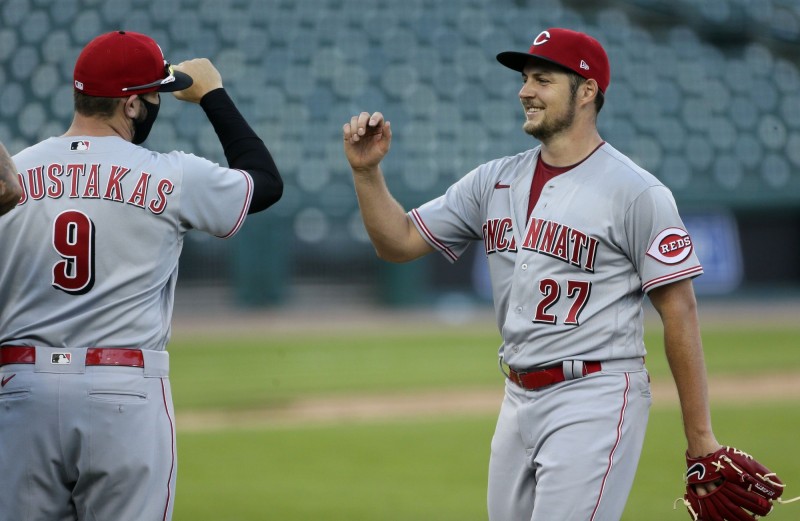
[646,227,693,264]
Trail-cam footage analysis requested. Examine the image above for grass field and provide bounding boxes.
[167,316,800,520]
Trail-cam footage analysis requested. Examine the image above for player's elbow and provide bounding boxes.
[247,171,284,214]
[367,218,430,263]
[374,247,412,263]
[265,176,284,206]
[0,181,22,217]
[373,241,425,264]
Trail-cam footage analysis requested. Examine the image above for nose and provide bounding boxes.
[519,78,536,99]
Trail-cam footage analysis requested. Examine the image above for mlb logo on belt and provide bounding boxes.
[51,353,72,365]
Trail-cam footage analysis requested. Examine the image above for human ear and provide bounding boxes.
[123,95,140,119]
[581,80,599,106]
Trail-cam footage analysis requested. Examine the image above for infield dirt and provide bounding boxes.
[174,371,800,432]
[170,299,800,431]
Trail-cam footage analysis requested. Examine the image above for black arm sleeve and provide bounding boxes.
[200,88,283,214]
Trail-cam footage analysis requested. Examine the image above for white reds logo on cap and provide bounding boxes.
[533,30,551,46]
[646,227,694,265]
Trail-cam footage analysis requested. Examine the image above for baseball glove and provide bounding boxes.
[677,446,797,520]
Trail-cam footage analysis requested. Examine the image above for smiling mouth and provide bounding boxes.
[526,107,544,117]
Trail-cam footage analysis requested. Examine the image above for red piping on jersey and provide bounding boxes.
[161,379,176,521]
[410,209,458,262]
[219,169,253,239]
[642,266,704,293]
[589,373,630,521]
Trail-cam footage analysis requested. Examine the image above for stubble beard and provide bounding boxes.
[523,95,577,142]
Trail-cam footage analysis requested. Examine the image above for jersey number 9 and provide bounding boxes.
[51,210,95,295]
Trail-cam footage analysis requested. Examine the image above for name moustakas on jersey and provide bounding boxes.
[15,160,173,214]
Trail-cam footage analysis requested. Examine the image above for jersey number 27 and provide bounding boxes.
[534,279,592,325]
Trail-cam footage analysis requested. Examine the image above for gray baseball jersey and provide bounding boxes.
[410,142,701,520]
[0,135,252,350]
[0,135,252,521]
[410,142,702,368]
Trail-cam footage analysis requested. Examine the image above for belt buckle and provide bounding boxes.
[498,356,525,387]
[513,369,529,388]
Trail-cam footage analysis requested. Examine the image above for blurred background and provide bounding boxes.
[2,0,800,313]
[4,3,800,519]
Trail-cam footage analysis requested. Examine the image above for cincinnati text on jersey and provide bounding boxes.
[483,216,599,272]
[15,163,173,214]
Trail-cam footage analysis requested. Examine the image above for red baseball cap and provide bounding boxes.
[497,28,610,93]
[73,30,193,97]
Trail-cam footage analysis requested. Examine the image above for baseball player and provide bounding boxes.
[0,31,282,521]
[0,141,21,216]
[344,28,731,520]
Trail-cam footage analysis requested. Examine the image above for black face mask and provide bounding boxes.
[131,95,160,145]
